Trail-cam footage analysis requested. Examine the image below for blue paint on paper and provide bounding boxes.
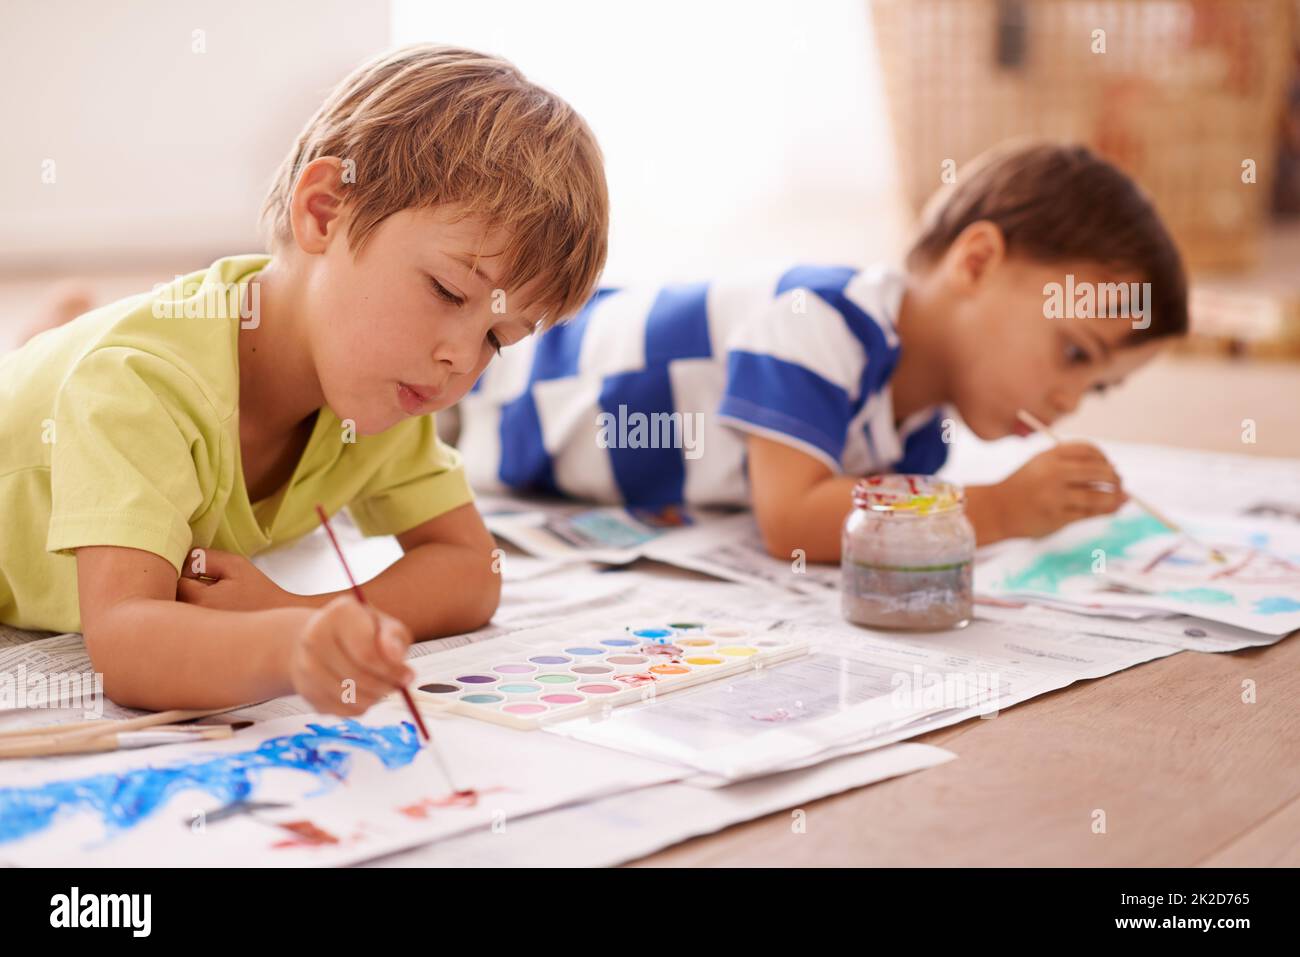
[0,720,420,846]
[1162,587,1236,605]
[1254,596,1300,615]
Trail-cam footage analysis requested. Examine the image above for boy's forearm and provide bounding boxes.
[87,600,309,711]
[963,484,1010,546]
[763,475,861,564]
[287,542,501,641]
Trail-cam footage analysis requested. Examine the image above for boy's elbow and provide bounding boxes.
[84,630,143,710]
[83,606,167,711]
[98,673,151,712]
[474,560,502,628]
[756,516,797,562]
[82,617,120,686]
[469,528,503,627]
[447,552,501,634]
[757,509,841,565]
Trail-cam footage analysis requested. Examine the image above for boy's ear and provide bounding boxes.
[945,220,1006,290]
[288,157,349,255]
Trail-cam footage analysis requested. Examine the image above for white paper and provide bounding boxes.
[0,703,683,867]
[976,599,1281,653]
[641,512,839,595]
[363,742,955,868]
[483,496,837,594]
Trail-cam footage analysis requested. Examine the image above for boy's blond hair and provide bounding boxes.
[261,44,608,328]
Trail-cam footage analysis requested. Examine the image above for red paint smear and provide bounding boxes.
[1210,550,1254,580]
[613,673,657,687]
[272,819,341,849]
[643,643,683,656]
[1139,545,1179,575]
[398,787,511,818]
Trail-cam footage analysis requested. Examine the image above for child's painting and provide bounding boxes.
[977,510,1300,635]
[0,705,680,866]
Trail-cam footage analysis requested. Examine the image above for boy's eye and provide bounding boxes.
[1063,340,1090,365]
[1091,381,1110,395]
[428,275,464,306]
[486,330,503,355]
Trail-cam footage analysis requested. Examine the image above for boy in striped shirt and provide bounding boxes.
[457,142,1187,561]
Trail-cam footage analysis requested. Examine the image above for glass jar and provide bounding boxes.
[841,474,975,630]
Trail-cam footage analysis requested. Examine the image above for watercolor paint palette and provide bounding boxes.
[411,622,809,730]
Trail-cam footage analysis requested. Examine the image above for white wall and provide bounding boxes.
[0,0,390,270]
[0,1,907,278]
[391,0,908,283]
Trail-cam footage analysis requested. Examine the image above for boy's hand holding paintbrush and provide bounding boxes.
[288,595,414,716]
[965,439,1128,541]
[174,536,421,718]
[1000,409,1227,560]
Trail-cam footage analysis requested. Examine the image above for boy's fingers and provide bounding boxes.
[336,671,393,709]
[1082,480,1126,496]
[307,632,360,687]
[179,550,212,580]
[329,600,398,668]
[1054,441,1109,462]
[1065,487,1126,516]
[330,624,407,688]
[376,617,413,664]
[316,694,367,717]
[175,577,204,599]
[295,658,364,716]
[306,642,392,709]
[320,594,373,630]
[180,547,240,580]
[304,688,358,718]
[1063,461,1122,487]
[310,597,412,686]
[309,610,395,687]
[340,618,414,686]
[348,640,413,689]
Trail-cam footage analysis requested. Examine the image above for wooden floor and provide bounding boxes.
[636,628,1300,866]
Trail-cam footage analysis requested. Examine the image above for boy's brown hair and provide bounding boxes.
[262,44,608,328]
[906,141,1188,339]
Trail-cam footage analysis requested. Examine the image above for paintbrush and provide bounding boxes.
[1015,409,1228,562]
[0,723,238,760]
[0,704,253,744]
[313,504,463,793]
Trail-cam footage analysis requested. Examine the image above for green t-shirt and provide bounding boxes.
[0,254,473,633]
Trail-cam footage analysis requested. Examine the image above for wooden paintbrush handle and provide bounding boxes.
[0,734,120,759]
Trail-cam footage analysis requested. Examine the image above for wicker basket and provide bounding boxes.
[871,0,1294,271]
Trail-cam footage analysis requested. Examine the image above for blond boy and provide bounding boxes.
[0,46,608,713]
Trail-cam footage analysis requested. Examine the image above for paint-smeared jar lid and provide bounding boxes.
[852,474,963,515]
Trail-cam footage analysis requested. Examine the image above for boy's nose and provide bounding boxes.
[432,336,479,376]
[1048,385,1085,417]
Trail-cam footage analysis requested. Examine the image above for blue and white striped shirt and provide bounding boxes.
[457,264,949,508]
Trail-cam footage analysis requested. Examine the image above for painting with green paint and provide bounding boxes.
[977,509,1300,635]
